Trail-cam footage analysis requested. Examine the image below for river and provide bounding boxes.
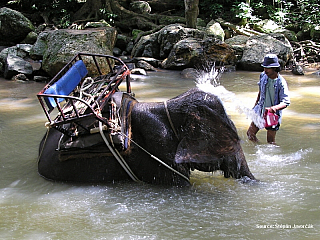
[0,69,319,239]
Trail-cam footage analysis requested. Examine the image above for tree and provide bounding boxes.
[184,0,199,28]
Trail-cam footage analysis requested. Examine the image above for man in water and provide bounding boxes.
[247,54,290,144]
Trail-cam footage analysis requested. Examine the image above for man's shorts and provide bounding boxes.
[265,123,280,131]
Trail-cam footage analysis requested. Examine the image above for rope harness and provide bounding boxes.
[98,100,189,183]
[39,98,189,183]
[164,101,179,140]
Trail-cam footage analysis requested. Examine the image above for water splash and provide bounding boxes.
[195,65,264,129]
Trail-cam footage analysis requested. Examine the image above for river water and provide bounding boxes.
[0,69,319,239]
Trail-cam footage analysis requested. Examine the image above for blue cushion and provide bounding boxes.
[44,60,88,109]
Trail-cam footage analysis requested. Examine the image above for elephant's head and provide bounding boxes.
[169,88,255,180]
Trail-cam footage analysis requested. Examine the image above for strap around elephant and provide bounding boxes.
[164,101,179,140]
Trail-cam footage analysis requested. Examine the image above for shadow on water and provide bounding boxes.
[1,69,320,239]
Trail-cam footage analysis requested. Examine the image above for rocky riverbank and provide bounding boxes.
[0,6,319,82]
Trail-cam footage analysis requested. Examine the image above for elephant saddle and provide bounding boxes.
[58,92,137,161]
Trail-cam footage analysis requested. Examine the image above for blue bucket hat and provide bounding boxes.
[261,54,280,68]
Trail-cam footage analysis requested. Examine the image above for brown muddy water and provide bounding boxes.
[0,69,319,239]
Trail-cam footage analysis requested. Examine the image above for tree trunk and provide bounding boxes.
[184,0,199,29]
[71,0,185,33]
[72,0,102,22]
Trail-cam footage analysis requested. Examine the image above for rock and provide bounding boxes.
[113,47,122,56]
[132,24,205,59]
[158,25,205,59]
[124,62,135,70]
[34,76,50,82]
[31,28,117,77]
[161,37,236,70]
[132,57,161,68]
[136,60,157,71]
[84,20,111,29]
[21,31,38,44]
[29,31,48,60]
[180,68,198,79]
[116,34,131,51]
[4,54,33,79]
[0,44,33,64]
[161,38,202,69]
[202,38,236,65]
[131,32,159,58]
[205,20,225,41]
[125,41,134,55]
[12,73,28,81]
[130,1,151,14]
[253,19,281,34]
[0,44,34,75]
[312,71,320,76]
[274,29,298,42]
[225,35,249,61]
[131,68,147,75]
[292,65,304,75]
[0,7,35,46]
[237,34,294,71]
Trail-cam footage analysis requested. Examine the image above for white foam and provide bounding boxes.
[195,66,264,129]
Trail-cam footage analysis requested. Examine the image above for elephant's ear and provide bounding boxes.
[175,137,219,164]
[174,108,240,164]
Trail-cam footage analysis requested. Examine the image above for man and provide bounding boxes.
[247,54,290,144]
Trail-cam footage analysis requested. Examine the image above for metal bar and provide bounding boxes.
[106,57,114,74]
[92,55,102,75]
[37,53,131,135]
[126,70,132,93]
[70,99,80,118]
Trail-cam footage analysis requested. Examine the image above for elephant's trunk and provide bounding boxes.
[222,149,256,180]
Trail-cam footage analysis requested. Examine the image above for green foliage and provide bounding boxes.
[251,0,320,26]
[291,0,320,25]
[199,0,320,27]
[3,0,320,31]
[199,0,239,19]
[199,1,224,19]
[231,2,260,25]
[7,0,79,27]
[99,8,117,25]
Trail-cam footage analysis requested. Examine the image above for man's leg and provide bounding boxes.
[267,130,277,144]
[247,122,260,142]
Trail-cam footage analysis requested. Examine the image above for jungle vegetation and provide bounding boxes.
[0,0,319,31]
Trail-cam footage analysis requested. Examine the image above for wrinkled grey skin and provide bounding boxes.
[38,88,255,186]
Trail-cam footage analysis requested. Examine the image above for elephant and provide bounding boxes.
[38,88,255,186]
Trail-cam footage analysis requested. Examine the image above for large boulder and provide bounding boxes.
[4,54,33,79]
[161,38,202,69]
[225,35,249,61]
[0,44,33,63]
[0,7,35,46]
[31,28,117,77]
[0,44,33,76]
[132,24,236,70]
[132,24,205,59]
[205,20,225,41]
[237,34,294,71]
[161,37,236,70]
